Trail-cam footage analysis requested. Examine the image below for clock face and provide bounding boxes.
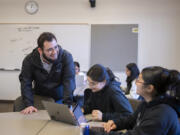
[25,1,39,15]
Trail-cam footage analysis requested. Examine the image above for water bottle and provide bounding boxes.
[80,123,89,135]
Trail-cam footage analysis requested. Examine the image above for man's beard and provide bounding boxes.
[42,52,57,63]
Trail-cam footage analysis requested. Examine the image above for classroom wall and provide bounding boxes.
[0,0,180,100]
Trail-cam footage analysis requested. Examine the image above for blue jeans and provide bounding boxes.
[56,99,63,104]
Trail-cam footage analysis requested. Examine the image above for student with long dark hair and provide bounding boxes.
[90,66,180,135]
[124,63,140,99]
[83,64,133,122]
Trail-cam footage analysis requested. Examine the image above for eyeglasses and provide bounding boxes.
[86,80,99,87]
[44,45,59,53]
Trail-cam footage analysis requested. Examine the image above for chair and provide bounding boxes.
[13,95,55,112]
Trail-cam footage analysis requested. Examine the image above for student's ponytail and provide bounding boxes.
[106,67,116,82]
[167,70,180,98]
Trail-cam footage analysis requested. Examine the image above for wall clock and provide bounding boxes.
[25,1,39,15]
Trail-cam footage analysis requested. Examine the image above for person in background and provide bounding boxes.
[16,32,75,114]
[124,63,140,99]
[83,64,133,122]
[74,61,83,75]
[90,66,180,135]
[73,61,87,107]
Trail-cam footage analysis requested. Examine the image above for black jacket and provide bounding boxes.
[90,96,180,135]
[83,81,133,122]
[19,46,75,107]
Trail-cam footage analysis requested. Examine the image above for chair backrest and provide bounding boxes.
[127,98,141,111]
[14,95,54,112]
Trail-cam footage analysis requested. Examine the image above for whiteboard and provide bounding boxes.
[91,24,138,72]
[0,24,90,71]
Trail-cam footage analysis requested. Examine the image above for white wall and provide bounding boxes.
[0,0,180,100]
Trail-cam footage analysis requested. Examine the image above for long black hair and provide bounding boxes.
[87,64,116,84]
[126,63,139,94]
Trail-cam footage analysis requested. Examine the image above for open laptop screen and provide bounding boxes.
[73,104,87,125]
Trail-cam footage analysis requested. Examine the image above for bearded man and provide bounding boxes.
[17,32,75,114]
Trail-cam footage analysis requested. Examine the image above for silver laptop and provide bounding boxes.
[42,101,104,132]
[42,101,87,126]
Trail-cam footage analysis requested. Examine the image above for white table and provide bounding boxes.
[0,110,80,135]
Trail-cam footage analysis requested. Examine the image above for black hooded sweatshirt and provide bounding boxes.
[90,95,180,135]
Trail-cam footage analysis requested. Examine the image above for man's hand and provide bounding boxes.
[92,110,102,121]
[104,120,117,133]
[21,106,38,114]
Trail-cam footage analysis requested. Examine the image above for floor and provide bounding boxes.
[0,101,14,113]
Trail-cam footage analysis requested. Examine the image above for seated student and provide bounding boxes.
[83,64,133,122]
[90,66,180,135]
[123,63,140,99]
[73,61,87,107]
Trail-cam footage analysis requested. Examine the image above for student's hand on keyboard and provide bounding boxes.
[21,106,38,114]
[92,110,102,121]
[104,120,117,133]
